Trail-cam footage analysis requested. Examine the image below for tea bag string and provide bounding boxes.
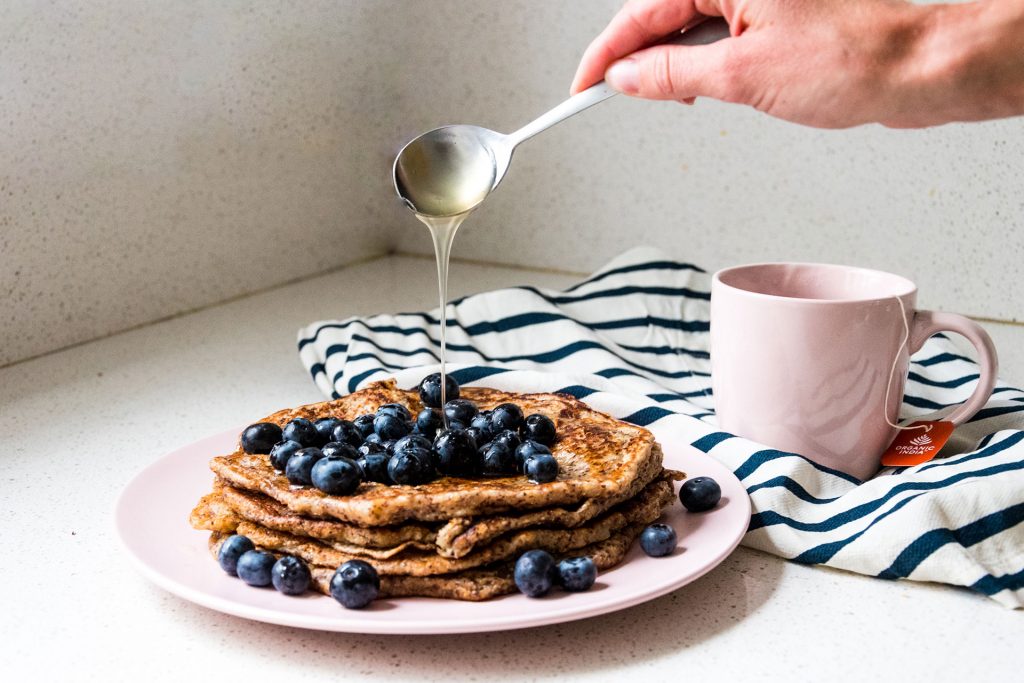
[883,296,932,434]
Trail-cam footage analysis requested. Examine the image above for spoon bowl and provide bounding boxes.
[393,125,513,217]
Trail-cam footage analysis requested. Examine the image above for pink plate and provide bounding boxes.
[116,420,750,634]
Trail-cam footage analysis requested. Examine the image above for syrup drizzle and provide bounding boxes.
[416,211,472,426]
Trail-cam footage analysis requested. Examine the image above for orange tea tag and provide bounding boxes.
[880,421,955,467]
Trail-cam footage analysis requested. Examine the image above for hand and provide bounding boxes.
[570,0,1024,129]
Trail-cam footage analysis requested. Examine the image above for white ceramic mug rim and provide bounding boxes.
[712,262,917,305]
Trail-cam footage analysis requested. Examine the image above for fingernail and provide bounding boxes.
[605,59,639,94]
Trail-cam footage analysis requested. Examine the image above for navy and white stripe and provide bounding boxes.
[298,247,1024,608]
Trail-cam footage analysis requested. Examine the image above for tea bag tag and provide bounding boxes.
[880,420,955,467]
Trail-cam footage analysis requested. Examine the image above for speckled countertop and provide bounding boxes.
[3,255,1021,682]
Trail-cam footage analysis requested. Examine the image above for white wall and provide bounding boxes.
[1,1,406,365]
[392,1,1024,322]
[4,1,1022,367]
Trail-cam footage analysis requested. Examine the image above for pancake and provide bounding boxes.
[192,487,433,560]
[215,481,439,550]
[206,454,676,558]
[209,522,644,601]
[213,478,674,576]
[436,454,676,558]
[209,380,660,526]
[189,491,241,534]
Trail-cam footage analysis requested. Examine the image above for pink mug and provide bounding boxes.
[710,263,998,480]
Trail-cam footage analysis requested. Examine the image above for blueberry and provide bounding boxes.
[353,414,376,439]
[271,556,311,595]
[522,414,556,447]
[393,434,433,453]
[412,424,437,440]
[364,433,383,446]
[514,550,558,598]
[415,408,442,439]
[465,426,491,448]
[382,439,397,455]
[269,440,302,471]
[514,440,551,471]
[374,413,411,440]
[357,441,386,458]
[679,476,722,512]
[311,456,362,495]
[313,417,343,444]
[491,429,522,453]
[491,403,524,432]
[480,442,517,477]
[330,559,380,609]
[240,422,283,454]
[217,534,254,575]
[387,447,436,485]
[445,419,469,432]
[433,429,479,477]
[330,420,363,447]
[639,523,677,557]
[236,550,276,587]
[418,372,460,408]
[558,557,597,592]
[357,453,392,484]
[321,441,358,460]
[377,403,412,421]
[282,418,320,447]
[469,414,495,441]
[524,453,558,483]
[444,399,478,424]
[285,447,323,486]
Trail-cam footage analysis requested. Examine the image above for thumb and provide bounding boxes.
[604,42,745,102]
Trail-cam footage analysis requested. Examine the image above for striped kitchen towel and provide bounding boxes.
[298,247,1024,607]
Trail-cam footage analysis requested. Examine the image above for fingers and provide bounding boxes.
[571,0,705,94]
[604,40,746,102]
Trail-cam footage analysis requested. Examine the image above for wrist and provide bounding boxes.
[897,0,1024,126]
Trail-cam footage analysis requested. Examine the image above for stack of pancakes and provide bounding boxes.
[190,380,681,601]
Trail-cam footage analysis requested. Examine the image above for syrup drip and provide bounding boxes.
[416,211,472,426]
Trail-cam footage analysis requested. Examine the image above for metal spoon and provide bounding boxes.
[392,17,730,217]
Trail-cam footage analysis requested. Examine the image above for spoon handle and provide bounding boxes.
[506,16,731,147]
[506,82,619,147]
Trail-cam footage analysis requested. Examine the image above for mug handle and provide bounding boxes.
[907,311,999,426]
